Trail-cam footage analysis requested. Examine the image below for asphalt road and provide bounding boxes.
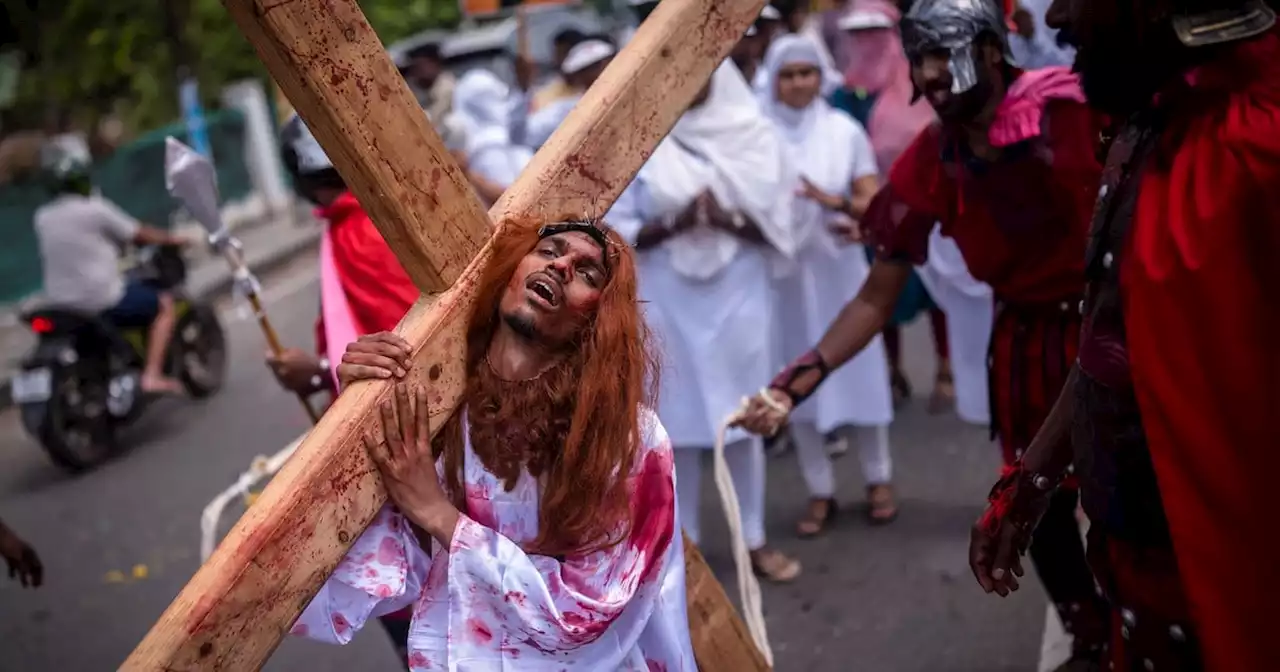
[0,252,1052,672]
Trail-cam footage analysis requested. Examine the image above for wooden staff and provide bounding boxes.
[165,138,320,425]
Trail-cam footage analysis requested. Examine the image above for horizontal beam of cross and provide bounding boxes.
[121,0,770,669]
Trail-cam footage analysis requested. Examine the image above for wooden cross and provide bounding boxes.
[122,1,772,670]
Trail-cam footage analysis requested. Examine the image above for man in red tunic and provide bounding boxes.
[736,1,1109,667]
[969,1,1280,669]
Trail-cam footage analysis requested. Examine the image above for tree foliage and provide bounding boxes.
[2,0,463,136]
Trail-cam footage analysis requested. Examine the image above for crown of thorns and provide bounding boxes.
[536,219,621,273]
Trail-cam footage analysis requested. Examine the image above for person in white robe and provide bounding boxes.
[607,62,802,582]
[523,39,616,151]
[451,69,534,206]
[759,34,899,531]
[915,226,994,426]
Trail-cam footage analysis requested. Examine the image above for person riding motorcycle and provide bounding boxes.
[33,146,191,395]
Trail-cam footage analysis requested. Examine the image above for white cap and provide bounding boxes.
[561,39,616,75]
[837,10,896,31]
[747,5,782,36]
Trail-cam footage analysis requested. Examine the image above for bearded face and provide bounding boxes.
[1047,0,1175,116]
[909,39,1003,123]
[496,231,608,349]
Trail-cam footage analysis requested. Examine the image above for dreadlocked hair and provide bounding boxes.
[431,217,659,557]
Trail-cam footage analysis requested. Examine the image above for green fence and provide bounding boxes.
[0,109,254,304]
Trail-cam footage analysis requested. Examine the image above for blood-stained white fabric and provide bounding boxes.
[291,409,694,671]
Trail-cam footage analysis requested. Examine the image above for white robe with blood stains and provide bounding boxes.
[291,409,695,672]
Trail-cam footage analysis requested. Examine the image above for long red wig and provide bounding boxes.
[432,218,659,557]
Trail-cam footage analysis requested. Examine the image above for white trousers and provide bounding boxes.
[674,438,767,551]
[793,421,892,499]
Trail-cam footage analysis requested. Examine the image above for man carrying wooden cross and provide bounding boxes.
[287,215,693,668]
[124,0,772,670]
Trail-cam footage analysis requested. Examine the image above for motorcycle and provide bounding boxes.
[10,244,228,472]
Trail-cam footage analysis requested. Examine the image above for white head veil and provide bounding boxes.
[754,29,843,104]
[758,34,830,142]
[760,34,877,260]
[642,62,797,280]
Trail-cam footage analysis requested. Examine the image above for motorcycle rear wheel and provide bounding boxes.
[176,304,227,399]
[35,365,118,473]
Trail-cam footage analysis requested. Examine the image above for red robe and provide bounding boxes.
[1123,28,1280,671]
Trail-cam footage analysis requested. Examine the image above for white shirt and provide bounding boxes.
[35,194,139,313]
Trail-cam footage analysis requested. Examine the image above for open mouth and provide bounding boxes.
[925,87,951,106]
[525,272,562,309]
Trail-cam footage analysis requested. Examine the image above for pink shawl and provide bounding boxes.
[319,226,359,386]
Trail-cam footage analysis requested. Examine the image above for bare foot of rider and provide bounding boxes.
[141,373,184,395]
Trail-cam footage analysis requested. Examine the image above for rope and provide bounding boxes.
[711,388,787,667]
[199,434,305,562]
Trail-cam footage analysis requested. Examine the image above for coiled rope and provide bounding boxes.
[710,389,787,667]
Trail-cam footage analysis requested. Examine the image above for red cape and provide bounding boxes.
[316,192,419,338]
[1124,28,1280,670]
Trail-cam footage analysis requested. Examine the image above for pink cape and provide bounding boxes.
[319,226,359,384]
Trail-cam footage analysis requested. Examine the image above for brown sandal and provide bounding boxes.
[750,547,802,583]
[796,497,839,538]
[866,484,899,525]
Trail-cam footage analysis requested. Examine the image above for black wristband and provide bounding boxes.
[768,349,832,407]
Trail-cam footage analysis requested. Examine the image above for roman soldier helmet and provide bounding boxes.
[900,0,1011,96]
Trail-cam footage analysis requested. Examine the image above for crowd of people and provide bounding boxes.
[264,0,1280,670]
[9,0,1274,671]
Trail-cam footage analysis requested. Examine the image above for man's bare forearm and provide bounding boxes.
[772,258,910,404]
[814,258,910,369]
[1020,365,1080,477]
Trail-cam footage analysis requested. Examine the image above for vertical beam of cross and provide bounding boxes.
[120,1,771,670]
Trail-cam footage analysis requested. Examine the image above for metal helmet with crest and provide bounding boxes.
[900,0,1011,97]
